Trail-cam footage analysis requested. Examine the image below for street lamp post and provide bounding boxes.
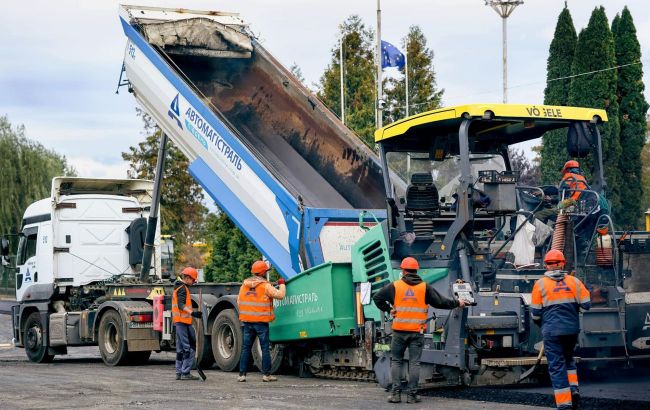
[485,0,523,104]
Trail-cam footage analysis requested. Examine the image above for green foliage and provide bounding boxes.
[121,109,207,273]
[540,7,577,184]
[202,212,266,282]
[290,63,305,84]
[385,25,444,123]
[613,7,649,228]
[0,116,74,238]
[568,7,621,217]
[318,15,377,146]
[0,116,74,294]
[641,122,650,218]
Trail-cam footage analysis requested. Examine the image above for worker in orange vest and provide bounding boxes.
[531,250,591,410]
[373,257,469,404]
[237,260,286,382]
[173,267,202,380]
[559,160,590,202]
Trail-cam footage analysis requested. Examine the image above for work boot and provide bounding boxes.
[388,390,401,403]
[180,373,200,380]
[406,393,421,404]
[237,375,246,382]
[571,391,581,410]
[262,375,278,382]
[175,373,181,380]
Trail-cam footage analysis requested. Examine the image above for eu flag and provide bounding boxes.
[381,40,405,70]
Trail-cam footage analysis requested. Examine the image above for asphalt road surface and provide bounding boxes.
[1,311,649,409]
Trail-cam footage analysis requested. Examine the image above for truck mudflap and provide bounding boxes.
[94,300,158,350]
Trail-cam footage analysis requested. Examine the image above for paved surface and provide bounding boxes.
[2,312,649,409]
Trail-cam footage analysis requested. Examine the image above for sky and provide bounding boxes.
[1,0,648,178]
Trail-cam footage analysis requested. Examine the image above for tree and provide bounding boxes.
[0,116,75,238]
[0,116,74,293]
[385,25,444,124]
[202,212,263,282]
[540,7,577,184]
[568,7,621,219]
[509,148,540,187]
[613,7,649,228]
[290,63,305,84]
[121,109,208,274]
[641,117,650,219]
[318,15,376,146]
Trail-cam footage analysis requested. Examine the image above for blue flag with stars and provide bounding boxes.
[381,40,405,70]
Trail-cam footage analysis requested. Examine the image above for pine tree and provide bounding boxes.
[568,6,621,218]
[318,16,376,146]
[613,7,649,228]
[121,109,208,274]
[540,7,577,184]
[385,25,444,123]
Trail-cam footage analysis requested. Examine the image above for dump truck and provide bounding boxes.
[5,5,650,388]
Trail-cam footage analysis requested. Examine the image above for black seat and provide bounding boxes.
[405,173,439,236]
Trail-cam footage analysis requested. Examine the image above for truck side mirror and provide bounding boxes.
[1,237,9,267]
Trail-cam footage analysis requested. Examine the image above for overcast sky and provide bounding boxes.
[1,0,648,178]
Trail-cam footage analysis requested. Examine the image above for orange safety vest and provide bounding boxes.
[561,172,588,201]
[238,281,274,323]
[172,284,192,325]
[392,280,428,332]
[530,274,590,310]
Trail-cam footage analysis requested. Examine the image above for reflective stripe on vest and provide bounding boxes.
[238,281,274,323]
[392,280,428,332]
[536,275,583,308]
[561,173,588,201]
[172,285,192,325]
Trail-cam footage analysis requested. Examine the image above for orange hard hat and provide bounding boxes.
[544,249,566,266]
[562,160,580,174]
[400,257,419,271]
[181,267,198,282]
[251,260,270,275]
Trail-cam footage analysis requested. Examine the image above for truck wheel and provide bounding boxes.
[194,317,215,369]
[24,312,54,363]
[211,309,241,372]
[252,340,284,374]
[98,310,129,366]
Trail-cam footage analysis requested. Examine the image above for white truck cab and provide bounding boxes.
[14,177,160,302]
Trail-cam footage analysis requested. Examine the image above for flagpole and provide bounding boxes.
[376,0,383,129]
[339,36,345,125]
[405,40,409,118]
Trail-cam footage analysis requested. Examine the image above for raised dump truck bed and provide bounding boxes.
[119,5,391,278]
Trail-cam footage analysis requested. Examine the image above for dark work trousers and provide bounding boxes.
[239,322,271,376]
[544,333,579,409]
[390,331,424,394]
[175,322,196,376]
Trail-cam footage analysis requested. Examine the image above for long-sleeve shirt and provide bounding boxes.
[372,272,459,313]
[531,270,591,336]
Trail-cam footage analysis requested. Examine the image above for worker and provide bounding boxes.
[559,160,590,202]
[373,257,469,404]
[173,266,203,380]
[237,260,286,382]
[531,250,591,410]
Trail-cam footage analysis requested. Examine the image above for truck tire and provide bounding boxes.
[252,340,284,374]
[98,310,129,366]
[24,312,54,363]
[194,317,215,369]
[211,309,241,372]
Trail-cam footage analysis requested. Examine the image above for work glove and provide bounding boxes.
[277,278,286,286]
[191,311,203,319]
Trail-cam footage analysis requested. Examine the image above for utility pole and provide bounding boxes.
[376,0,383,128]
[485,0,523,103]
[340,35,345,125]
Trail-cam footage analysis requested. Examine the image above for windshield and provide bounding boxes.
[386,152,506,203]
